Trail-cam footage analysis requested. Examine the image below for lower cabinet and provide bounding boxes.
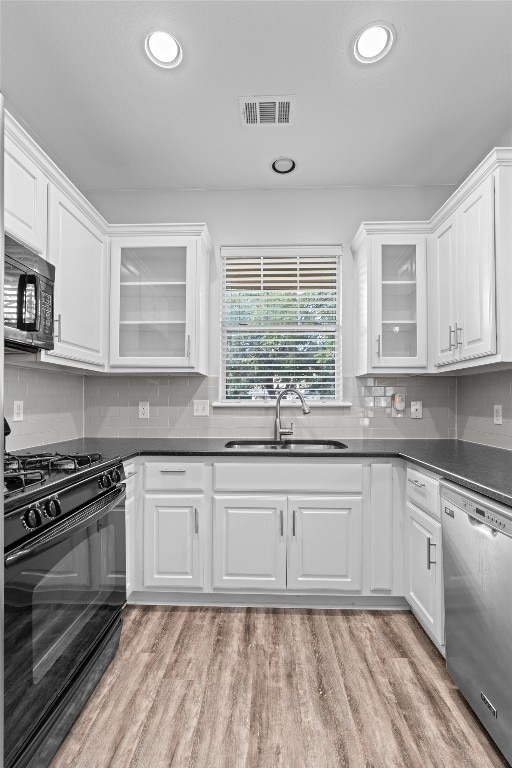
[143,494,204,589]
[213,496,287,590]
[404,501,443,645]
[213,494,363,592]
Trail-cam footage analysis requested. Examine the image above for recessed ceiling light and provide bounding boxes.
[145,30,182,68]
[271,157,296,174]
[353,22,396,63]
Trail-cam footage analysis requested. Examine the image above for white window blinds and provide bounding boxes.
[220,247,341,402]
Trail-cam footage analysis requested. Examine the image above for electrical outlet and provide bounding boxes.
[193,399,210,416]
[494,404,503,425]
[138,402,150,419]
[411,401,423,419]
[13,401,24,422]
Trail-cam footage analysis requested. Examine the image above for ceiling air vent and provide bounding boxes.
[239,95,297,126]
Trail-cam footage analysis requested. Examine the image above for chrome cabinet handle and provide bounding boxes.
[186,334,191,358]
[376,334,381,357]
[53,313,62,342]
[160,469,186,473]
[280,509,284,537]
[455,324,463,349]
[427,537,436,570]
[292,509,296,537]
[124,471,137,479]
[448,325,456,351]
[408,477,426,489]
[194,507,199,535]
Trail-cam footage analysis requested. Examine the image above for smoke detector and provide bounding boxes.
[239,95,297,126]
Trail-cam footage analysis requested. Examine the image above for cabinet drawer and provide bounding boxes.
[406,468,440,519]
[213,463,362,493]
[144,462,204,491]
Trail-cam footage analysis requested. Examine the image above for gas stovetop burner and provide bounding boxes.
[4,469,46,497]
[3,450,104,502]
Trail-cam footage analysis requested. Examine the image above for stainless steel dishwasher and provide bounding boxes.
[441,481,512,764]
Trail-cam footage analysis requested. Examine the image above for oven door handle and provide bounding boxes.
[5,485,126,569]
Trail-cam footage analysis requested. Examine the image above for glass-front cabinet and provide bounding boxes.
[352,226,428,375]
[371,235,427,368]
[109,227,211,372]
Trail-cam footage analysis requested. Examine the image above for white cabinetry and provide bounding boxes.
[287,496,362,591]
[140,462,205,591]
[404,503,443,646]
[353,226,428,375]
[212,495,287,590]
[4,134,48,255]
[42,184,107,368]
[404,466,444,650]
[144,495,204,588]
[432,175,496,368]
[109,226,212,373]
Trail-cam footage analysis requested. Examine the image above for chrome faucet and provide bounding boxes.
[274,388,311,441]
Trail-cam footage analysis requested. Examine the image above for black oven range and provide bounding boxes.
[4,442,127,768]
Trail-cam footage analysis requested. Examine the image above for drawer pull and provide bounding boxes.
[408,477,426,489]
[160,469,187,474]
[125,471,137,479]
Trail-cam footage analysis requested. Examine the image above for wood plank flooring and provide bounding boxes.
[51,607,509,768]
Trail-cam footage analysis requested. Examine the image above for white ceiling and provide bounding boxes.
[1,1,511,193]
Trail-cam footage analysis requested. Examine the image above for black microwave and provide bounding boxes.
[4,235,55,352]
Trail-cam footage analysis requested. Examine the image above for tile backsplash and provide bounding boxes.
[457,369,512,450]
[84,374,456,440]
[4,364,84,450]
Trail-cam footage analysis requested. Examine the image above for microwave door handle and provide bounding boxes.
[4,486,126,569]
[16,274,40,332]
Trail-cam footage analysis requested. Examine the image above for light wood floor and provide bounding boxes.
[51,606,509,768]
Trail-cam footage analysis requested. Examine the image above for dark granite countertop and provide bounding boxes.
[13,437,512,508]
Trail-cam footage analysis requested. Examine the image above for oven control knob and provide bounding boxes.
[99,473,112,489]
[110,468,121,484]
[23,506,43,529]
[45,497,61,518]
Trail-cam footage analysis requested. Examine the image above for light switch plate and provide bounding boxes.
[13,401,23,422]
[193,400,210,416]
[411,401,423,419]
[138,402,150,419]
[494,404,503,425]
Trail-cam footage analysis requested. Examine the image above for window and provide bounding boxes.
[220,246,342,403]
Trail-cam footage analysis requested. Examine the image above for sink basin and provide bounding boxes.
[224,440,348,451]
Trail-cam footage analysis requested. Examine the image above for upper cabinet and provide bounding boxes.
[431,174,496,368]
[352,148,512,376]
[108,226,212,373]
[41,185,108,368]
[353,226,428,375]
[4,134,48,255]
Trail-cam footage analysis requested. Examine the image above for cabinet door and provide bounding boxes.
[287,496,363,591]
[457,175,496,360]
[432,213,458,367]
[109,236,198,369]
[213,495,287,590]
[4,136,48,255]
[371,235,427,368]
[45,185,107,366]
[143,495,204,589]
[404,502,443,645]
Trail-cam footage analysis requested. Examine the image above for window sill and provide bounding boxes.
[212,401,353,408]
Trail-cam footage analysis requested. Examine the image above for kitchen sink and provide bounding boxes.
[224,440,348,450]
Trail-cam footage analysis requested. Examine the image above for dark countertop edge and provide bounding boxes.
[11,438,512,509]
[120,446,512,508]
